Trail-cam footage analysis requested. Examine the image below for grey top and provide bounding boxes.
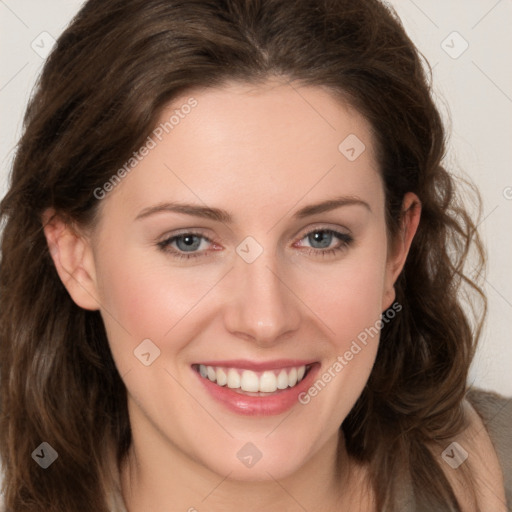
[394,388,511,511]
[1,388,510,511]
[467,387,512,508]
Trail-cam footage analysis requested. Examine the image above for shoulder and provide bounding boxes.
[444,387,512,511]
[465,387,512,508]
[421,387,511,512]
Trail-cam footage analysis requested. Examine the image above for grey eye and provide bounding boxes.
[174,234,203,252]
[307,231,334,249]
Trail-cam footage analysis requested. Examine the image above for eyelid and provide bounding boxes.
[157,228,217,245]
[295,222,352,239]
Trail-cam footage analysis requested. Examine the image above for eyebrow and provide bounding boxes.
[134,195,371,223]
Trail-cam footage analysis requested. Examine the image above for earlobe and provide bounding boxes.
[42,208,100,311]
[382,192,421,311]
[382,284,397,312]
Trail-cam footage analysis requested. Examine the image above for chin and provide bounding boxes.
[191,433,315,482]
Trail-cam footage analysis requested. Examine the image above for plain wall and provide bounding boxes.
[1,0,511,395]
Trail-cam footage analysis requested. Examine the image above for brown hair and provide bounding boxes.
[0,0,486,510]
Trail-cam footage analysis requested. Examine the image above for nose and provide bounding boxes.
[222,248,301,347]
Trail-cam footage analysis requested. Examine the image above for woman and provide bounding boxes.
[0,0,510,510]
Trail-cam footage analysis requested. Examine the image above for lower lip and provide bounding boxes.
[193,364,320,416]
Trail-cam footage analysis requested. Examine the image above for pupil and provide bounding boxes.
[310,231,331,248]
[177,235,201,251]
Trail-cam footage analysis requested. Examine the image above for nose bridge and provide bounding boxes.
[223,241,300,344]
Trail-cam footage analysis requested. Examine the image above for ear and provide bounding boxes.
[382,192,421,311]
[42,208,100,311]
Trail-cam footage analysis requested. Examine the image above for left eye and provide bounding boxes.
[294,229,354,257]
[301,230,344,249]
[157,228,353,260]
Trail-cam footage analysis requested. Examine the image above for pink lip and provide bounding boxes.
[194,359,315,371]
[192,362,320,416]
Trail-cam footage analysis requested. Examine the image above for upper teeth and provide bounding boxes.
[198,364,307,393]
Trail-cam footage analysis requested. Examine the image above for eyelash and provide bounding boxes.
[157,228,354,260]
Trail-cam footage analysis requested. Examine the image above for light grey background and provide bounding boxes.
[1,0,511,395]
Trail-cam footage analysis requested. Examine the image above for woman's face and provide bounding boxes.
[57,80,417,481]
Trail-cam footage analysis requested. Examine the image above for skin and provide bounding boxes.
[43,79,425,511]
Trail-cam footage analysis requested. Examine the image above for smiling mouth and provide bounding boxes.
[192,363,313,396]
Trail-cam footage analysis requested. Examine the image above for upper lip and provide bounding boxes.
[193,359,317,371]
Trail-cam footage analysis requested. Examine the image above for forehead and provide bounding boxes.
[97,80,384,226]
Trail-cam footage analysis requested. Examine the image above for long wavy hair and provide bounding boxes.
[0,0,487,510]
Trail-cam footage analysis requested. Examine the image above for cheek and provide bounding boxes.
[297,241,388,346]
[270,253,388,451]
[293,251,388,426]
[93,247,221,369]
